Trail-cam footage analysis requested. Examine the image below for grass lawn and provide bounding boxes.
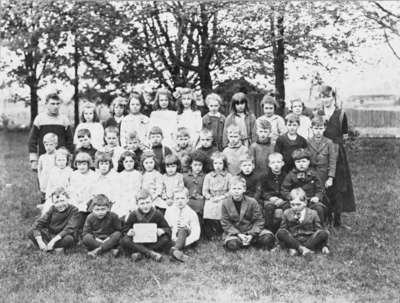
[1,131,399,303]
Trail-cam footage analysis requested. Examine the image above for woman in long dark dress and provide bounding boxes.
[319,85,356,227]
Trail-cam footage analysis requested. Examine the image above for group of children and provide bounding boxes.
[27,85,355,261]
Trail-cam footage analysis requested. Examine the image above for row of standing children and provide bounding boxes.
[27,85,355,260]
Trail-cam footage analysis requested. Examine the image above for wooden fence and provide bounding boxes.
[346,108,400,128]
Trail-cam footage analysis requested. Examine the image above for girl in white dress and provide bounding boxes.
[74,102,104,150]
[177,88,202,147]
[120,92,150,147]
[149,88,177,148]
[115,151,142,220]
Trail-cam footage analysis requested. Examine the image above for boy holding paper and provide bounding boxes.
[120,190,172,262]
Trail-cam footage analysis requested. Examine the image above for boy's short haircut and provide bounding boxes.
[136,189,152,202]
[51,187,70,199]
[268,152,284,162]
[173,187,189,198]
[43,132,58,144]
[311,115,327,127]
[292,148,311,161]
[176,127,191,139]
[239,153,254,164]
[45,92,61,103]
[95,151,114,169]
[199,128,213,138]
[285,113,300,125]
[256,119,272,130]
[289,187,307,201]
[55,147,72,165]
[205,93,222,106]
[89,194,112,210]
[74,151,93,167]
[188,150,207,167]
[77,128,91,138]
[210,151,228,169]
[290,98,304,108]
[105,126,119,136]
[229,176,247,189]
[126,131,139,141]
[149,126,163,137]
[260,95,278,109]
[226,124,241,136]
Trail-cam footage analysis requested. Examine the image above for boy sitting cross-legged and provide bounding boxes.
[120,189,172,262]
[165,188,201,262]
[221,176,275,252]
[276,188,330,256]
[27,187,79,253]
[82,194,122,258]
[281,148,328,224]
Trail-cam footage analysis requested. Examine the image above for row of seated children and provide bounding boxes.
[28,178,329,261]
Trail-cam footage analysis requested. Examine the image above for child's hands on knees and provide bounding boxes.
[127,229,135,237]
[35,236,47,251]
[325,177,333,188]
[157,228,165,236]
[46,235,61,251]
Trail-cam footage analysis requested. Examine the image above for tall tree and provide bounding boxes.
[127,1,257,96]
[53,0,124,126]
[0,0,64,125]
[221,1,364,114]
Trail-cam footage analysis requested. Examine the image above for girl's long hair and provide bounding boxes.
[152,88,175,111]
[230,92,249,114]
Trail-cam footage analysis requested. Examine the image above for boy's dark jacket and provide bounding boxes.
[281,168,323,201]
[31,204,79,238]
[83,212,122,239]
[280,207,322,238]
[259,168,287,201]
[221,195,264,239]
[122,207,171,236]
[238,171,263,201]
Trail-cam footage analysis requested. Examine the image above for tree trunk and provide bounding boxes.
[198,66,213,98]
[26,50,38,126]
[30,84,38,126]
[274,14,285,117]
[73,41,80,128]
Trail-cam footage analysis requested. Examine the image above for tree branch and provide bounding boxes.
[383,28,400,61]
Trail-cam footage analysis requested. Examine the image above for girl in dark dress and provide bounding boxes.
[319,85,355,227]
